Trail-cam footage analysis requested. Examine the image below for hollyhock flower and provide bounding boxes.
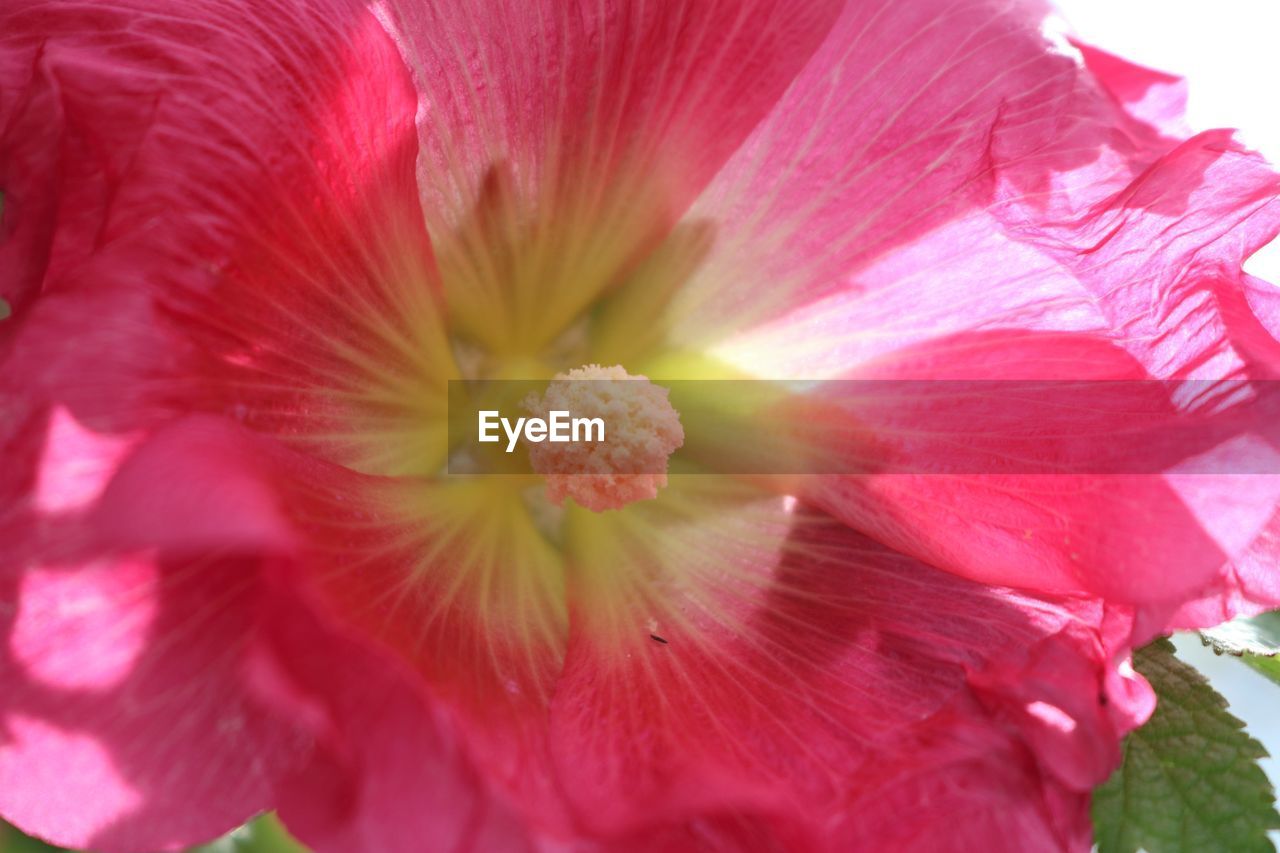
[2,0,1279,851]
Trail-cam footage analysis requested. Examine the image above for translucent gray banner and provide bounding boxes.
[445,379,1280,475]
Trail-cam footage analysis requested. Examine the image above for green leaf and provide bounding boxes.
[1244,655,1280,689]
[1092,639,1280,853]
[0,192,8,322]
[0,814,309,853]
[193,815,309,853]
[0,823,65,853]
[1201,612,1280,657]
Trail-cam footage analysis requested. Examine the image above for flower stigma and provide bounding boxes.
[523,364,683,512]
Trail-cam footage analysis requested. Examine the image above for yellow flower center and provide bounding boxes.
[237,154,808,726]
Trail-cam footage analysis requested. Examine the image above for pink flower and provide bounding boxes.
[2,0,1278,850]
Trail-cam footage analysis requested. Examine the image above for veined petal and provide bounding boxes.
[0,0,504,842]
[664,0,1125,348]
[381,0,842,352]
[277,474,573,830]
[660,0,1280,629]
[673,0,1279,389]
[770,144,1280,622]
[0,0,449,480]
[547,481,1145,848]
[0,0,567,837]
[993,129,1280,381]
[5,0,1276,847]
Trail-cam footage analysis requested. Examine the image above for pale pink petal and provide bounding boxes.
[672,0,1136,344]
[664,0,1280,628]
[783,331,1280,615]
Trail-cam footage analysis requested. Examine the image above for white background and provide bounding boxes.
[1054,0,1280,807]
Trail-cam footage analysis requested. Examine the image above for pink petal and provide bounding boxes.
[1071,40,1190,142]
[994,129,1280,381]
[108,420,535,853]
[100,420,562,847]
[673,0,1128,342]
[258,583,532,853]
[703,19,1279,379]
[0,35,62,315]
[828,722,1090,853]
[0,0,431,467]
[785,330,1280,615]
[275,474,574,833]
[693,1,1278,390]
[10,559,159,693]
[33,406,137,514]
[4,0,1276,846]
[4,415,526,852]
[4,0,419,283]
[387,0,843,225]
[0,420,308,851]
[381,0,843,352]
[1,1,551,840]
[547,492,1146,847]
[680,0,1280,627]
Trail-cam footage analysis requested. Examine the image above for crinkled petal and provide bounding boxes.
[5,0,1277,848]
[679,0,1280,628]
[664,0,1145,346]
[1070,40,1190,142]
